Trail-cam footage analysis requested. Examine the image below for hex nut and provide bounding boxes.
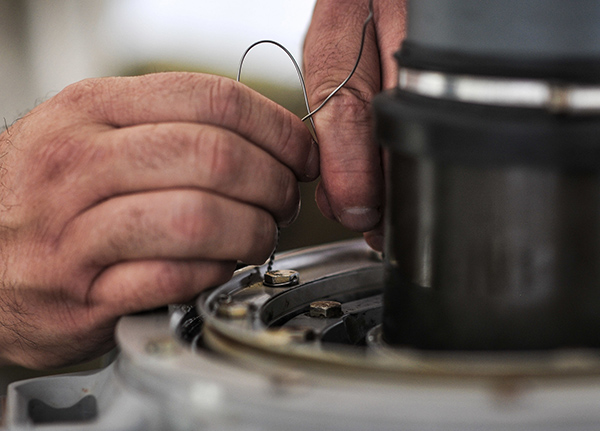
[309,300,343,318]
[263,269,299,287]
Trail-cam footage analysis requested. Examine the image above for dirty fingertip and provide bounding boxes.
[315,182,336,221]
[337,207,381,232]
[303,139,320,181]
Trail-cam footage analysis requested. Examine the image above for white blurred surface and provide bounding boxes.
[101,0,315,83]
[0,0,316,124]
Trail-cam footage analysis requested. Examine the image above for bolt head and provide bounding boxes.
[263,269,299,287]
[309,300,343,318]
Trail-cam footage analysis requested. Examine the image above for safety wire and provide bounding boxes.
[236,0,374,272]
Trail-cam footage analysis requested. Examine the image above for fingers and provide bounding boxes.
[0,71,321,369]
[52,73,318,181]
[303,0,406,232]
[373,0,407,89]
[88,122,301,226]
[63,189,278,268]
[90,260,236,317]
[364,225,384,252]
[304,0,382,98]
[304,0,383,232]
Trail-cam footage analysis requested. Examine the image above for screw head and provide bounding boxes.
[309,300,343,318]
[263,269,299,287]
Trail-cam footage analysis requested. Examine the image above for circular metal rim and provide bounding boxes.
[198,240,600,379]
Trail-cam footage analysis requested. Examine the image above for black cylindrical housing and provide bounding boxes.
[376,0,600,350]
[398,0,600,83]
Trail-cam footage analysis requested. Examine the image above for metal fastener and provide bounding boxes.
[216,302,248,319]
[263,269,299,287]
[309,300,343,318]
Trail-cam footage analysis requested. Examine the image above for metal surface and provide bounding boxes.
[382,150,600,350]
[405,0,600,58]
[399,67,600,113]
[197,240,385,369]
[198,240,600,377]
[378,0,600,349]
[6,240,600,430]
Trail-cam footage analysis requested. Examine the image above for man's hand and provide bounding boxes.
[0,72,318,369]
[303,0,406,250]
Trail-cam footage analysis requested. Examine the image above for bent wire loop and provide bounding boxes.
[236,0,374,143]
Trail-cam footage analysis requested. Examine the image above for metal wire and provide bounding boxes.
[236,0,374,273]
[301,0,374,122]
[266,227,279,273]
[237,40,318,138]
[236,0,374,137]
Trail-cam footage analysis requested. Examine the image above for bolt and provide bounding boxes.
[263,269,299,287]
[216,301,248,319]
[309,300,343,318]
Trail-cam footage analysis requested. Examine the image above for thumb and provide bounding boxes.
[303,0,405,232]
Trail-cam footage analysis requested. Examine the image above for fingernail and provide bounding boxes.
[366,233,384,252]
[280,195,302,227]
[338,207,381,232]
[263,225,280,266]
[303,140,320,180]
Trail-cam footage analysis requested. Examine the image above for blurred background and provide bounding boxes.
[0,0,359,392]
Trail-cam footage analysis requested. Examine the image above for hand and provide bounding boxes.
[303,0,406,250]
[0,72,317,369]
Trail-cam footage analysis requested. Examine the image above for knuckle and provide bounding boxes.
[54,78,116,122]
[259,108,311,178]
[152,261,187,297]
[30,131,112,196]
[269,113,297,165]
[169,194,214,244]
[54,78,100,107]
[315,86,372,122]
[206,77,244,126]
[169,192,277,264]
[199,130,243,186]
[126,124,187,171]
[33,132,86,184]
